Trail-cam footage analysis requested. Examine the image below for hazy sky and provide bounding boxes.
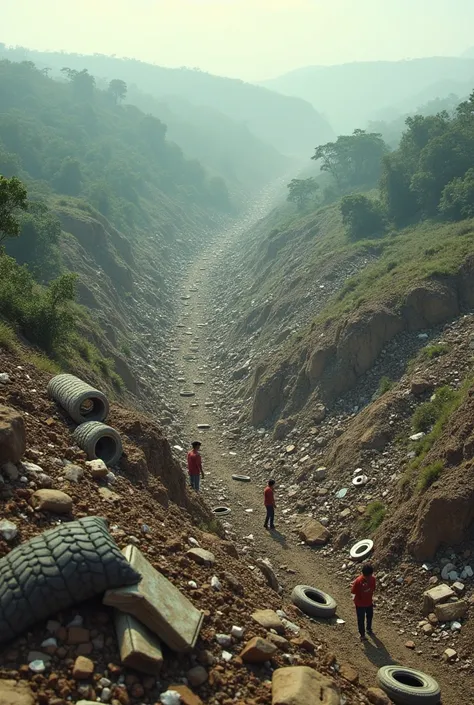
[3,0,474,80]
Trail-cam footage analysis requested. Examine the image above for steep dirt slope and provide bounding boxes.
[166,243,474,704]
[0,344,379,705]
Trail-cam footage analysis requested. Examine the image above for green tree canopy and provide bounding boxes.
[312,130,388,192]
[287,177,319,210]
[0,175,28,243]
[108,79,127,103]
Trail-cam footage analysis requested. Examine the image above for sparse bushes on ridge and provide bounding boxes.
[340,193,386,240]
[361,501,386,533]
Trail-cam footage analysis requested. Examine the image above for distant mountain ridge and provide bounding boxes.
[0,44,334,158]
[260,57,474,133]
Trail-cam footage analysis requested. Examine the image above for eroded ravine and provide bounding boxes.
[169,196,467,704]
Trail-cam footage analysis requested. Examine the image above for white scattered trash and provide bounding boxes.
[451,621,462,631]
[409,432,425,441]
[216,634,232,647]
[352,474,368,487]
[211,576,222,590]
[29,660,46,673]
[336,618,346,625]
[243,534,254,541]
[188,580,198,589]
[188,537,200,547]
[0,373,11,384]
[221,650,233,661]
[231,625,244,639]
[40,637,57,649]
[0,519,18,541]
[245,508,253,513]
[160,690,181,705]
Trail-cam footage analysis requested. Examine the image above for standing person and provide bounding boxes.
[351,563,376,641]
[263,479,276,530]
[187,441,204,492]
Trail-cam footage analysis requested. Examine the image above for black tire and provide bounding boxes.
[48,374,109,424]
[212,506,231,516]
[291,584,337,618]
[232,474,251,482]
[73,421,122,467]
[377,666,441,705]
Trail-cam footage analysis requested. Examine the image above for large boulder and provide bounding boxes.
[0,405,26,465]
[31,489,73,514]
[298,519,329,546]
[0,679,35,705]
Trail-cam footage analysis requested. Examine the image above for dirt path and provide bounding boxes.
[170,224,466,704]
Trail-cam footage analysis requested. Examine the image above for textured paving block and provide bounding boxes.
[115,610,163,675]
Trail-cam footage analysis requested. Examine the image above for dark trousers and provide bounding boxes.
[264,505,275,528]
[189,474,200,491]
[356,605,373,636]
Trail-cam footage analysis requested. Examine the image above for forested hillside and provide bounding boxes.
[0,44,334,158]
[261,57,474,133]
[0,57,245,397]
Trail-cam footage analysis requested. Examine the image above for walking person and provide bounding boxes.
[187,441,204,492]
[351,563,376,641]
[263,478,276,530]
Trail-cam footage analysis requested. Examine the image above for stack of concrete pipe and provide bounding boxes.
[47,374,123,466]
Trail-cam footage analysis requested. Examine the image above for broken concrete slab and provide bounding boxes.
[272,666,340,705]
[103,545,204,653]
[422,584,455,615]
[435,600,468,622]
[115,610,163,675]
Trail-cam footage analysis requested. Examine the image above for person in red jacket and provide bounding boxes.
[351,563,376,640]
[263,479,276,530]
[187,441,204,492]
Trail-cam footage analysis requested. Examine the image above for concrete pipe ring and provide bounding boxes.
[73,421,122,467]
[48,374,109,424]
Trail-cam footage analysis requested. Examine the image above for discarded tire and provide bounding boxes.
[291,585,337,618]
[48,374,109,424]
[73,421,123,466]
[212,506,231,516]
[232,474,251,482]
[0,517,141,644]
[377,665,441,704]
[350,539,374,562]
[352,474,368,487]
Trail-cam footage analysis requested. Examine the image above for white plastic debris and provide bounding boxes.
[410,432,425,441]
[451,621,462,631]
[245,508,253,513]
[0,373,11,384]
[40,637,57,649]
[221,650,233,661]
[29,660,46,673]
[211,576,222,590]
[336,619,346,625]
[188,537,200,547]
[231,625,244,639]
[216,633,232,647]
[0,519,18,541]
[243,534,254,541]
[160,690,181,705]
[188,580,198,589]
[67,614,83,627]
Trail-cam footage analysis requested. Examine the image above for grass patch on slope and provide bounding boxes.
[360,501,387,533]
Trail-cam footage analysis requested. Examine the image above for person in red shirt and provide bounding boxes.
[351,563,376,640]
[187,441,204,492]
[263,479,276,530]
